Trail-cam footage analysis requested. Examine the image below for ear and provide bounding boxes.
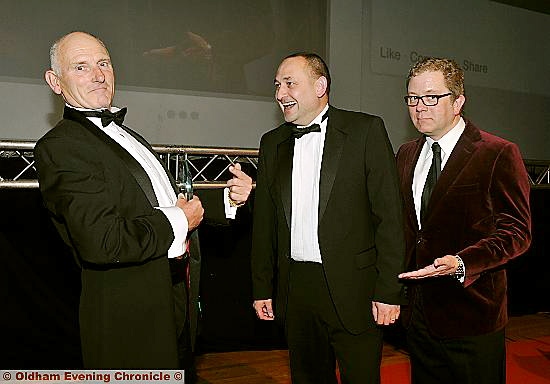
[45,70,62,95]
[453,94,466,115]
[315,76,328,98]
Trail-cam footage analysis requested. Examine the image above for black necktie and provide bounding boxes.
[291,123,321,139]
[420,142,441,221]
[81,107,127,127]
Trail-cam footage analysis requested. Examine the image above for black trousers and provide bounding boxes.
[286,261,382,384]
[171,257,196,383]
[407,295,506,384]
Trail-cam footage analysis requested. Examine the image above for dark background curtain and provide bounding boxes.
[1,186,548,367]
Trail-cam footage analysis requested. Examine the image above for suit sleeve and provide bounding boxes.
[250,135,277,300]
[458,142,531,286]
[35,135,174,266]
[365,118,406,304]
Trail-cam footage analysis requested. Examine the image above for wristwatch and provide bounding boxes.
[227,188,245,208]
[454,255,465,282]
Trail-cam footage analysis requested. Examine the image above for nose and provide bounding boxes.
[415,101,428,112]
[92,66,105,82]
[275,84,286,101]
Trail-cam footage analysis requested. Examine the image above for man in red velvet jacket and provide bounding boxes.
[396,57,531,384]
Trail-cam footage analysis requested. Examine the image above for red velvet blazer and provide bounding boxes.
[396,119,531,338]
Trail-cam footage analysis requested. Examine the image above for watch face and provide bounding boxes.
[454,256,465,279]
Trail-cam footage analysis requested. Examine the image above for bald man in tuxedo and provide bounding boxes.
[35,31,252,371]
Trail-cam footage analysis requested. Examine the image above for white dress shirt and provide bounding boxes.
[76,106,188,258]
[290,104,329,263]
[412,117,465,228]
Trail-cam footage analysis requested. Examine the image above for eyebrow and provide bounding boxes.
[408,87,440,95]
[274,75,294,83]
[69,57,110,66]
[69,60,89,66]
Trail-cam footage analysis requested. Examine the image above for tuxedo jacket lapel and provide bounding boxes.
[404,138,424,231]
[63,107,159,206]
[425,125,480,221]
[121,124,179,193]
[276,107,346,228]
[277,130,294,230]
[319,109,345,221]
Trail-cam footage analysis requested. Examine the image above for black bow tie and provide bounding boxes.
[291,123,321,139]
[81,107,127,127]
[291,111,328,139]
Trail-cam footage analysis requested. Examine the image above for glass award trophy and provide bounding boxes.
[177,154,193,200]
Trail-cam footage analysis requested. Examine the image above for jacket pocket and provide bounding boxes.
[354,247,377,269]
[447,183,480,196]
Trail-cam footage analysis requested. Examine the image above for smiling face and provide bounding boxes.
[45,32,115,109]
[274,56,328,126]
[407,70,465,141]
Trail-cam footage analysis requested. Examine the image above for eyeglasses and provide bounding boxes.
[404,93,452,107]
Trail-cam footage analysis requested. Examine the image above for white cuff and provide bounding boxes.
[156,206,188,258]
[223,187,238,219]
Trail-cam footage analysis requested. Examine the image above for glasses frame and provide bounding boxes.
[404,92,453,107]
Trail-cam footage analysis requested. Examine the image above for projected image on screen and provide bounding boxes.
[0,0,327,97]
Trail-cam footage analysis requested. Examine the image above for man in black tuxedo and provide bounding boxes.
[34,31,251,371]
[250,53,405,383]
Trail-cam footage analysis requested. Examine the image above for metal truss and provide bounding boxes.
[524,159,550,189]
[1,140,548,190]
[0,140,258,190]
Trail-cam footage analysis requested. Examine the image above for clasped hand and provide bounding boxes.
[176,194,204,231]
[372,302,400,325]
[253,299,274,320]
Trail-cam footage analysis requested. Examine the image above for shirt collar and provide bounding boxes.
[67,104,123,130]
[67,104,120,113]
[425,117,465,160]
